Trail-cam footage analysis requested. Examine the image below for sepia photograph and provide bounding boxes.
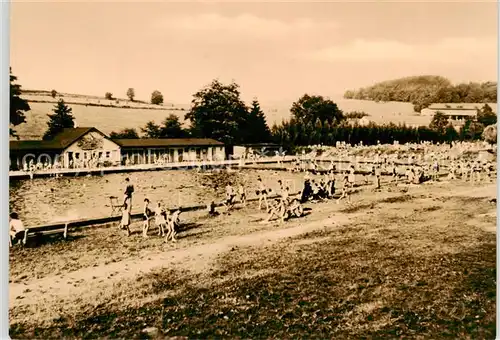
[7,1,497,338]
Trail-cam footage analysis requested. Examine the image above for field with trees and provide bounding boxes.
[344,76,497,112]
[9,70,497,149]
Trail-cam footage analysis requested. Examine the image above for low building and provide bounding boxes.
[10,127,122,170]
[9,127,225,170]
[421,103,497,121]
[113,138,225,165]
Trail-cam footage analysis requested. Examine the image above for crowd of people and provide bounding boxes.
[9,140,496,247]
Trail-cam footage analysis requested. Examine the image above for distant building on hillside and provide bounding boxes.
[421,103,497,121]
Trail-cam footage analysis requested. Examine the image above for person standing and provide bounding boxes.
[257,177,269,211]
[142,198,153,238]
[123,177,134,213]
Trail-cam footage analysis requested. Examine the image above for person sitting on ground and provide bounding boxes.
[264,199,286,224]
[9,212,26,246]
[142,198,154,238]
[300,175,313,203]
[207,200,219,217]
[120,203,131,236]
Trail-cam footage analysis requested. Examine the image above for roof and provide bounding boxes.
[431,109,477,116]
[427,103,497,111]
[238,143,281,148]
[51,127,97,148]
[113,138,224,148]
[10,127,99,151]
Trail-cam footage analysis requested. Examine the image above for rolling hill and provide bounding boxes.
[13,91,436,140]
[344,76,497,112]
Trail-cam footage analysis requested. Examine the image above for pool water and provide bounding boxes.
[9,168,309,225]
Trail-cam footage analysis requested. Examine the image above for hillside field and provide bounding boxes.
[15,93,433,140]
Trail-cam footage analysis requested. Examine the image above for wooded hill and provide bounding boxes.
[344,76,497,112]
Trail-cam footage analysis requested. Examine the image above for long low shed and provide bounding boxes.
[9,127,226,170]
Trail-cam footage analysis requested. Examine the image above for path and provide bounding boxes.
[9,182,497,326]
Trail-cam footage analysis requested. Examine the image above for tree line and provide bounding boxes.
[110,80,271,144]
[344,75,497,112]
[9,69,497,148]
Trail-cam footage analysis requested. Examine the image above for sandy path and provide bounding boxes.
[9,212,353,312]
[9,182,496,325]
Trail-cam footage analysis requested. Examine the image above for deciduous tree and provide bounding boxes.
[429,111,449,134]
[290,94,344,126]
[151,90,163,105]
[109,128,139,139]
[126,88,135,101]
[185,80,248,145]
[477,104,497,126]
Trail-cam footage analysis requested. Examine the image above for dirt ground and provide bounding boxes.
[9,178,497,339]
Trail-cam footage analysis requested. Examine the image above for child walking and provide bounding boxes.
[120,203,131,236]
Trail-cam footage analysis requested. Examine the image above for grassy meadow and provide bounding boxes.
[15,92,432,140]
[9,180,496,338]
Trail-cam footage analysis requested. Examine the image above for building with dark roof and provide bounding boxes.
[9,127,225,170]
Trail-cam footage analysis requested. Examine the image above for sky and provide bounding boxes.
[10,0,498,105]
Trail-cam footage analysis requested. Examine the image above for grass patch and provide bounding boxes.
[10,193,496,339]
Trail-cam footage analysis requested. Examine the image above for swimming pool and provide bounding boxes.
[9,168,310,225]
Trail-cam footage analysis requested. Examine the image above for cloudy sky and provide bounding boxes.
[10,1,497,104]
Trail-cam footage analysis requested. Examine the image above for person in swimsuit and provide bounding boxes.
[123,177,134,212]
[238,183,247,206]
[328,170,336,197]
[120,203,131,236]
[337,175,351,204]
[9,212,26,246]
[155,202,167,236]
[257,177,269,210]
[207,201,219,217]
[142,198,154,238]
[348,165,356,188]
[223,183,237,211]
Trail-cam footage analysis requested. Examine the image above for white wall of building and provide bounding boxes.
[64,131,121,167]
